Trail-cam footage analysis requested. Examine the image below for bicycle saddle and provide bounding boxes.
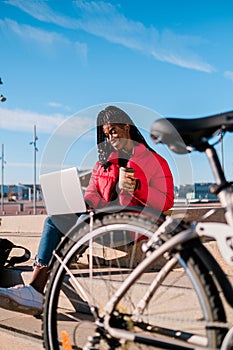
[150,110,233,154]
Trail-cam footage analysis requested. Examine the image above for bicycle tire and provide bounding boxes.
[42,211,226,350]
[103,238,227,349]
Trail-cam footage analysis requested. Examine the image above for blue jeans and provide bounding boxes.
[35,214,80,266]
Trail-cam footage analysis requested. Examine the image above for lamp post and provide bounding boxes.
[0,77,7,102]
[30,125,38,215]
[1,144,6,213]
[220,132,224,172]
[0,78,7,212]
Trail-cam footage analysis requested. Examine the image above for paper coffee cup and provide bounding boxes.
[119,167,135,190]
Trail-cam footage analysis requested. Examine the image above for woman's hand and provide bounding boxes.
[119,174,137,193]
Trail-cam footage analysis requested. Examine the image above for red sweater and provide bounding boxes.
[84,143,174,213]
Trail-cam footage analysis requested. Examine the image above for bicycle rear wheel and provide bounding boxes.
[42,210,226,350]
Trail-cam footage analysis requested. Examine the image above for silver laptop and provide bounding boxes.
[40,167,87,215]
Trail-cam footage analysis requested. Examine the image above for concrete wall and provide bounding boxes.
[0,207,226,235]
[0,215,46,234]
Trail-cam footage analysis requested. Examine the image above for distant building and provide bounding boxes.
[175,182,220,202]
[0,185,8,198]
[3,172,228,204]
[194,183,218,201]
[176,184,194,199]
[1,169,93,201]
[6,184,42,201]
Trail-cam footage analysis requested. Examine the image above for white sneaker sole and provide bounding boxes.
[0,295,42,315]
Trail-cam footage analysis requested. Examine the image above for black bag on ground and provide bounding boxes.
[0,238,31,268]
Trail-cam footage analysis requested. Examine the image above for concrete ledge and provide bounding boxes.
[0,215,46,234]
[0,211,232,278]
[0,215,45,266]
[0,207,226,234]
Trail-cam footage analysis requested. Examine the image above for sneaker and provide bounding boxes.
[0,284,43,315]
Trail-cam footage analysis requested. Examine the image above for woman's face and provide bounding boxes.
[103,123,131,151]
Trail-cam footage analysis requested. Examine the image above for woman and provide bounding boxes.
[0,106,174,315]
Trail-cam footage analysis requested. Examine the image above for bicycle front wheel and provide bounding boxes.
[103,238,227,349]
[42,210,226,350]
[43,209,163,350]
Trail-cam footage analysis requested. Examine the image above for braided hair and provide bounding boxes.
[97,106,155,167]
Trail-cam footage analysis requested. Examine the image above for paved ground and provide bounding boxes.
[0,209,232,349]
[1,265,233,350]
[0,308,43,350]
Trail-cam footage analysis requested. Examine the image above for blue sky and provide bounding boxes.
[0,0,233,187]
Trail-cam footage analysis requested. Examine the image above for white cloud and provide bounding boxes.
[75,41,88,63]
[6,161,74,169]
[5,0,79,28]
[0,107,65,133]
[48,101,72,111]
[0,18,69,45]
[224,71,233,82]
[6,162,39,168]
[0,18,87,62]
[6,0,215,73]
[152,50,213,73]
[0,107,95,136]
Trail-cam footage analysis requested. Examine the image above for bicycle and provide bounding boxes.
[42,110,233,350]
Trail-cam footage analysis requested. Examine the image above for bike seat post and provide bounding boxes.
[205,145,233,225]
[205,146,226,185]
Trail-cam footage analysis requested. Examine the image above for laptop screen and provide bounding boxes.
[40,167,87,215]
